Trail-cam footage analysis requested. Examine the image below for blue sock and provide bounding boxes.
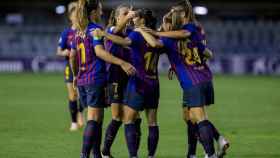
[69,100,78,123]
[81,120,102,158]
[125,123,138,157]
[148,126,159,157]
[135,118,142,151]
[102,119,122,155]
[197,120,215,156]
[78,100,84,113]
[208,121,220,141]
[187,121,198,156]
[92,122,102,158]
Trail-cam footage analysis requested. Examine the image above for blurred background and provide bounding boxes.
[0,0,280,74]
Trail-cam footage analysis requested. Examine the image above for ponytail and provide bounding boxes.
[107,4,130,29]
[76,0,100,33]
[171,0,198,30]
[107,10,116,29]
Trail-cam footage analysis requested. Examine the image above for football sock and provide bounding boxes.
[148,126,159,157]
[187,121,198,156]
[81,120,101,158]
[78,100,84,113]
[197,120,215,156]
[125,123,138,157]
[69,100,78,123]
[135,118,142,151]
[92,121,102,158]
[208,121,221,141]
[102,119,122,155]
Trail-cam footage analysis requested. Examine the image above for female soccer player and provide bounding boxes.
[99,8,162,158]
[57,2,84,131]
[101,5,137,158]
[69,0,136,158]
[145,1,229,158]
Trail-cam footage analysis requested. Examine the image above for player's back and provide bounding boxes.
[128,31,160,93]
[162,23,212,89]
[73,22,106,86]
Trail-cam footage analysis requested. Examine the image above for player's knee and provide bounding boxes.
[147,116,157,126]
[68,91,77,101]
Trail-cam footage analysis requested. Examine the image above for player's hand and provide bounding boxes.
[120,61,136,76]
[126,10,136,20]
[168,67,175,80]
[134,27,143,33]
[73,77,77,90]
[64,50,71,57]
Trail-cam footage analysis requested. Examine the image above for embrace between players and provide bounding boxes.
[57,0,230,158]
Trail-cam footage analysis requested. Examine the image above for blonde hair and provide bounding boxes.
[171,0,197,30]
[75,0,100,32]
[107,4,130,29]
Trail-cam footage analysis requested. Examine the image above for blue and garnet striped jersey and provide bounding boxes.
[71,22,106,86]
[161,23,212,90]
[58,28,76,63]
[127,31,161,93]
[105,26,132,82]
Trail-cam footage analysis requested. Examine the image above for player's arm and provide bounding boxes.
[203,48,214,59]
[144,28,191,39]
[94,45,136,75]
[95,28,132,47]
[154,30,190,39]
[69,49,78,77]
[105,32,132,46]
[135,27,163,48]
[57,30,70,57]
[112,10,135,34]
[56,47,70,57]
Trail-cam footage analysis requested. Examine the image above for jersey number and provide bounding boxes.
[78,43,86,64]
[144,52,158,73]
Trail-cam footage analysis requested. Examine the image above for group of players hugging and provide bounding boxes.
[56,0,230,158]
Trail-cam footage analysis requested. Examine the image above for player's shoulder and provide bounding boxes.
[182,23,200,32]
[88,22,103,32]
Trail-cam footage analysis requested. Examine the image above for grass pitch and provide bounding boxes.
[0,73,280,158]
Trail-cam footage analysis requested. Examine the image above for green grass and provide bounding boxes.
[0,73,280,158]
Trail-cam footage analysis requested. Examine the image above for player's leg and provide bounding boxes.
[204,82,230,158]
[135,112,142,152]
[102,103,123,157]
[102,83,124,157]
[145,108,159,158]
[123,105,139,158]
[66,82,79,131]
[183,108,198,158]
[183,84,216,158]
[80,85,105,158]
[77,89,85,128]
[123,83,144,158]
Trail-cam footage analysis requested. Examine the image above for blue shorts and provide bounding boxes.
[64,64,74,83]
[78,84,106,108]
[183,81,215,108]
[107,80,128,104]
[124,79,160,111]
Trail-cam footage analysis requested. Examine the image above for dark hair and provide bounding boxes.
[136,8,157,29]
[107,4,130,28]
[171,0,197,30]
[76,0,100,32]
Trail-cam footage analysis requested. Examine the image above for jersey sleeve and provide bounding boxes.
[182,24,196,34]
[128,31,143,46]
[107,26,116,35]
[58,29,68,49]
[70,37,77,50]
